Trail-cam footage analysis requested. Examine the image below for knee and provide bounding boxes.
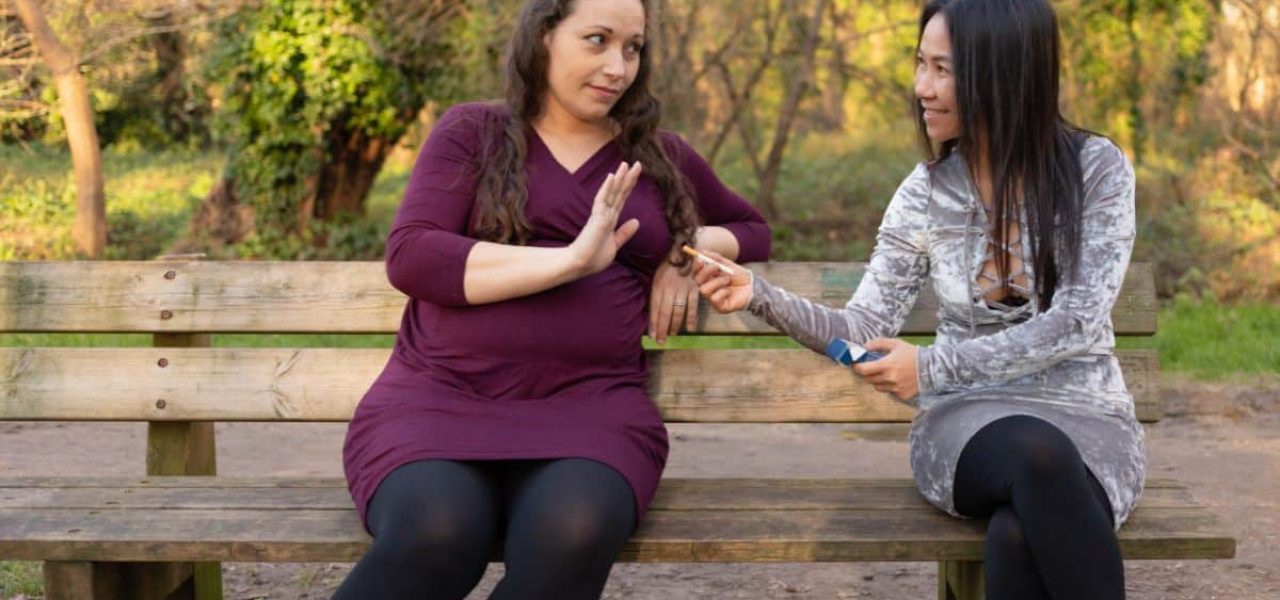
[986,507,1030,555]
[1002,417,1083,483]
[375,505,494,565]
[535,502,633,562]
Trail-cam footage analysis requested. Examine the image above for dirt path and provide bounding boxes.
[2,376,1276,599]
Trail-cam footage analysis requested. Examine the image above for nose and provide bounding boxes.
[914,69,934,101]
[602,47,626,79]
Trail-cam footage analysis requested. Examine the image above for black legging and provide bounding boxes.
[953,415,1124,600]
[332,458,637,600]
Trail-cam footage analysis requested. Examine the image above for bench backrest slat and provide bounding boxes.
[0,347,1160,422]
[0,261,1158,335]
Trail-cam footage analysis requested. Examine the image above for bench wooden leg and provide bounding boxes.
[120,563,193,600]
[43,561,121,600]
[938,560,983,600]
[43,561,221,600]
[193,562,225,600]
[148,332,223,600]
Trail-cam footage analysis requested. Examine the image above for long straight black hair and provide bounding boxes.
[915,0,1086,310]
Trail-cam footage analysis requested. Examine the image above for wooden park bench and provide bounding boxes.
[0,259,1234,600]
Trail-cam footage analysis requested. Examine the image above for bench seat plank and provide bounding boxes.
[0,478,1202,511]
[0,477,1234,563]
[0,348,1161,422]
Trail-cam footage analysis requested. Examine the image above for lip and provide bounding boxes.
[922,108,949,120]
[588,85,620,98]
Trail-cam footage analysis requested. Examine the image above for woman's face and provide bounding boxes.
[542,0,646,126]
[915,14,960,143]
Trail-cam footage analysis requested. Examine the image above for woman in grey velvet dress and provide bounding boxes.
[692,1,1143,598]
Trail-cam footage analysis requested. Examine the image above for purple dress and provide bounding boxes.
[343,102,771,532]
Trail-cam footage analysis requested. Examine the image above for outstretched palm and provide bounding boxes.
[569,161,643,276]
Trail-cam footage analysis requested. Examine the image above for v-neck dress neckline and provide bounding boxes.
[528,127,621,185]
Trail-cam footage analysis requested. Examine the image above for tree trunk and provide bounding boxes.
[188,177,254,247]
[14,0,105,258]
[312,125,394,221]
[187,127,393,248]
[819,0,847,132]
[1125,0,1146,166]
[146,9,198,141]
[758,0,830,219]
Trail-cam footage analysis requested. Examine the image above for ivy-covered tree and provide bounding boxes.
[194,0,467,252]
[1057,0,1217,166]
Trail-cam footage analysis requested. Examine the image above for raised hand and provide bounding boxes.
[568,161,643,276]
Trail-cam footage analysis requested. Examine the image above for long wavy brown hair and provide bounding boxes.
[473,0,699,267]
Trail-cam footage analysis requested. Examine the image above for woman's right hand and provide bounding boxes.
[567,161,644,276]
[691,250,754,313]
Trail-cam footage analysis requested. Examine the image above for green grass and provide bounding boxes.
[0,561,42,599]
[0,144,223,260]
[1148,295,1280,380]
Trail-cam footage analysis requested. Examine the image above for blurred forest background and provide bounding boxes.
[3,2,1277,594]
[1,2,1277,595]
[1,0,1277,300]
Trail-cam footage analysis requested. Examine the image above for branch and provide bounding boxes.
[705,0,779,167]
[78,9,238,66]
[13,0,78,75]
[0,98,48,111]
[757,0,831,216]
[831,17,915,47]
[1219,114,1280,201]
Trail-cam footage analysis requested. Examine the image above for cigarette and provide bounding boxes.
[681,245,735,275]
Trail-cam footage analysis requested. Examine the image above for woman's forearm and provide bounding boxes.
[693,226,741,260]
[462,241,585,305]
[464,223,737,306]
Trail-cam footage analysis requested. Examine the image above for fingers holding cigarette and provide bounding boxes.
[681,245,735,275]
[684,245,753,313]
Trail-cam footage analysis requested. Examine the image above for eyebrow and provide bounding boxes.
[587,25,645,40]
[917,51,952,63]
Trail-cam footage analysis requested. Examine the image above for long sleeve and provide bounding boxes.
[664,133,772,262]
[747,163,932,357]
[917,139,1136,396]
[384,103,498,307]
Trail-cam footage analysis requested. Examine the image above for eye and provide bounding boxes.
[586,33,605,45]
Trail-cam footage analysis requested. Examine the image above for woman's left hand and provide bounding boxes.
[649,259,699,345]
[853,338,920,402]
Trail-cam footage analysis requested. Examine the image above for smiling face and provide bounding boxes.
[541,0,647,127]
[915,13,960,144]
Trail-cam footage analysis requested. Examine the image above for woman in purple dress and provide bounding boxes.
[334,0,770,598]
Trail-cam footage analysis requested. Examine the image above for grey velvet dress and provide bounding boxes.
[747,136,1146,528]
